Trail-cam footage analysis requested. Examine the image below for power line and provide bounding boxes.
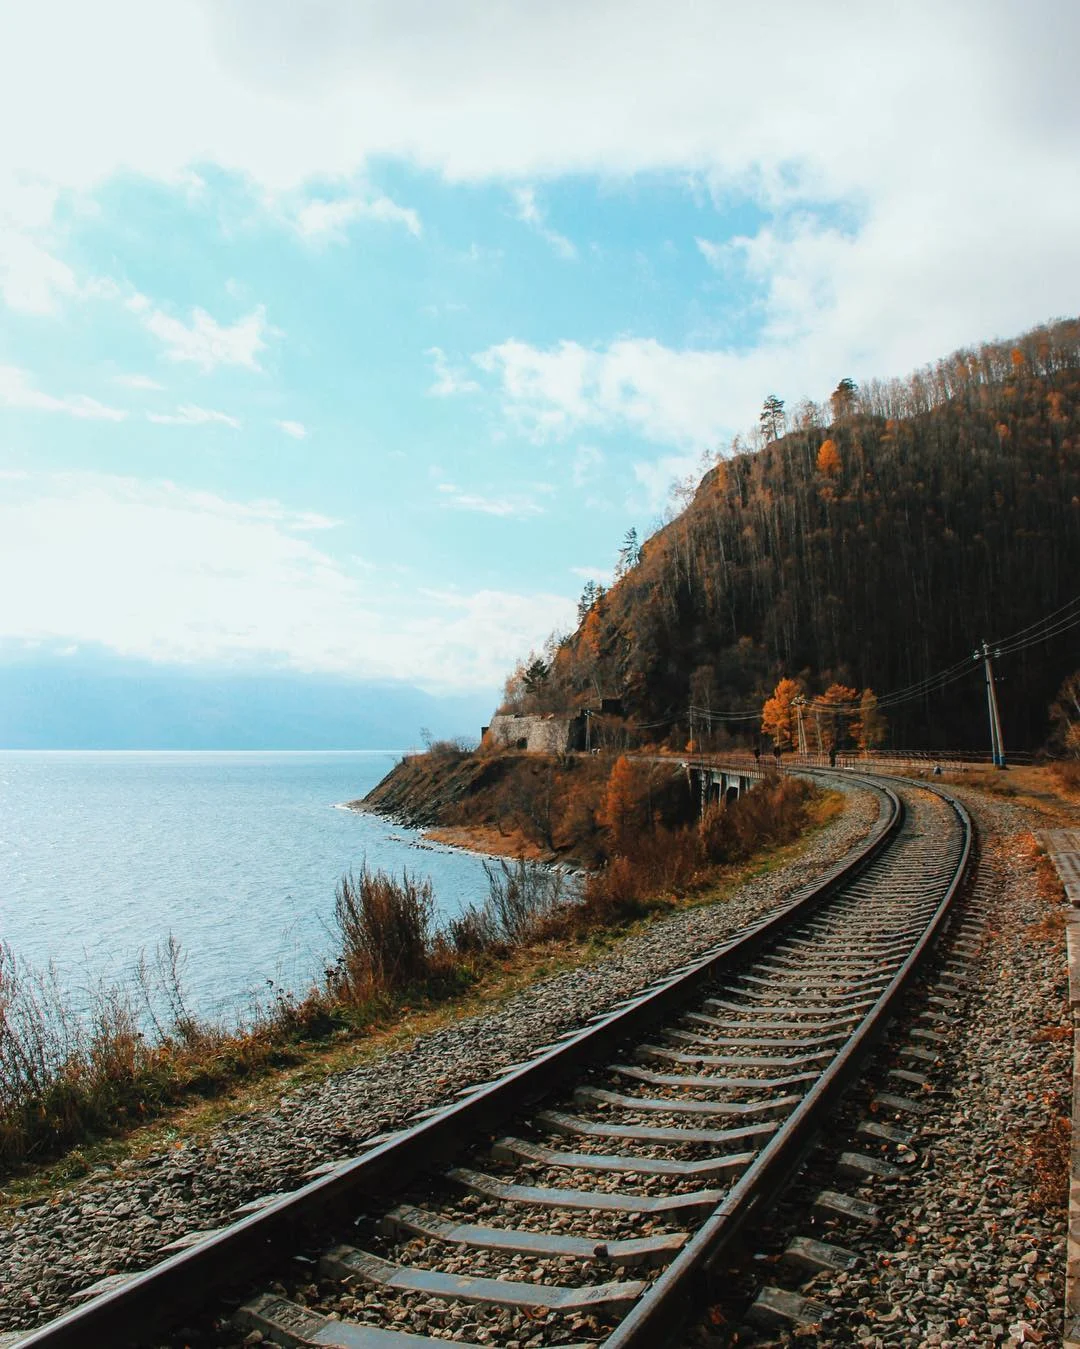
[994,609,1080,658]
[683,590,1080,726]
[990,593,1080,650]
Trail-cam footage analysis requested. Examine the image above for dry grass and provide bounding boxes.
[919,763,1080,821]
[1023,1095,1071,1212]
[0,938,334,1174]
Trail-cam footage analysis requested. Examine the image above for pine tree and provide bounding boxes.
[760,394,785,442]
[577,579,599,623]
[616,527,641,578]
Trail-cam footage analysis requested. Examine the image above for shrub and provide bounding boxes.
[445,904,501,955]
[327,866,436,1003]
[699,775,814,864]
[1051,759,1080,791]
[481,857,569,942]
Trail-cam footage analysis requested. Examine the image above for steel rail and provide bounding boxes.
[604,775,973,1348]
[15,774,924,1349]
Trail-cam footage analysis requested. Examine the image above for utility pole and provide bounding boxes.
[974,639,1006,768]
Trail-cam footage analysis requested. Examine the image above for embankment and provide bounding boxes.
[353,748,696,865]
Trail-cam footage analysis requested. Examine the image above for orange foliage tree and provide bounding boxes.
[816,438,842,477]
[597,755,643,855]
[816,683,859,751]
[854,688,887,751]
[761,677,803,751]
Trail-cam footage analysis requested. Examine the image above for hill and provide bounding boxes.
[506,320,1080,751]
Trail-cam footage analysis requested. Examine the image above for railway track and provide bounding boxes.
[17,774,971,1349]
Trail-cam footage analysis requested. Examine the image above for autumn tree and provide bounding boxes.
[760,394,785,442]
[761,677,804,751]
[854,689,887,751]
[816,437,842,477]
[597,755,643,854]
[816,684,859,751]
[501,659,528,712]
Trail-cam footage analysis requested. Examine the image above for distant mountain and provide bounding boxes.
[507,319,1080,751]
[0,652,494,750]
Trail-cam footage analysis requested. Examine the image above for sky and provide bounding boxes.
[1,0,1078,733]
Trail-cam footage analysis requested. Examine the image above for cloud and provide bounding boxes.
[511,185,576,260]
[139,303,269,372]
[0,366,126,421]
[426,346,480,397]
[294,192,422,240]
[277,419,307,439]
[572,444,604,487]
[0,229,79,315]
[147,404,241,428]
[436,482,544,518]
[0,473,572,690]
[114,373,164,390]
[0,0,1074,413]
[475,337,744,449]
[569,564,613,585]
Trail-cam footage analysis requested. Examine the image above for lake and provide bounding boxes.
[0,751,495,1023]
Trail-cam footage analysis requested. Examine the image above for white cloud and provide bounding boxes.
[0,472,570,691]
[572,444,604,487]
[436,482,544,518]
[0,0,1073,413]
[569,564,613,584]
[0,229,78,314]
[0,365,126,421]
[147,404,241,428]
[140,303,269,372]
[511,186,576,260]
[426,346,480,397]
[294,193,421,240]
[277,419,307,439]
[114,373,164,390]
[475,337,744,449]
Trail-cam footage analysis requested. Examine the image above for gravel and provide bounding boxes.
[0,780,879,1334]
[710,785,1075,1349]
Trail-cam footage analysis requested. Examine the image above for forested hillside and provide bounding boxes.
[508,320,1080,751]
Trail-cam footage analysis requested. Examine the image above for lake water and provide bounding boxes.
[0,751,495,1023]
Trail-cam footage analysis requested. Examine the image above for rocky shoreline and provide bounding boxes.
[0,782,879,1333]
